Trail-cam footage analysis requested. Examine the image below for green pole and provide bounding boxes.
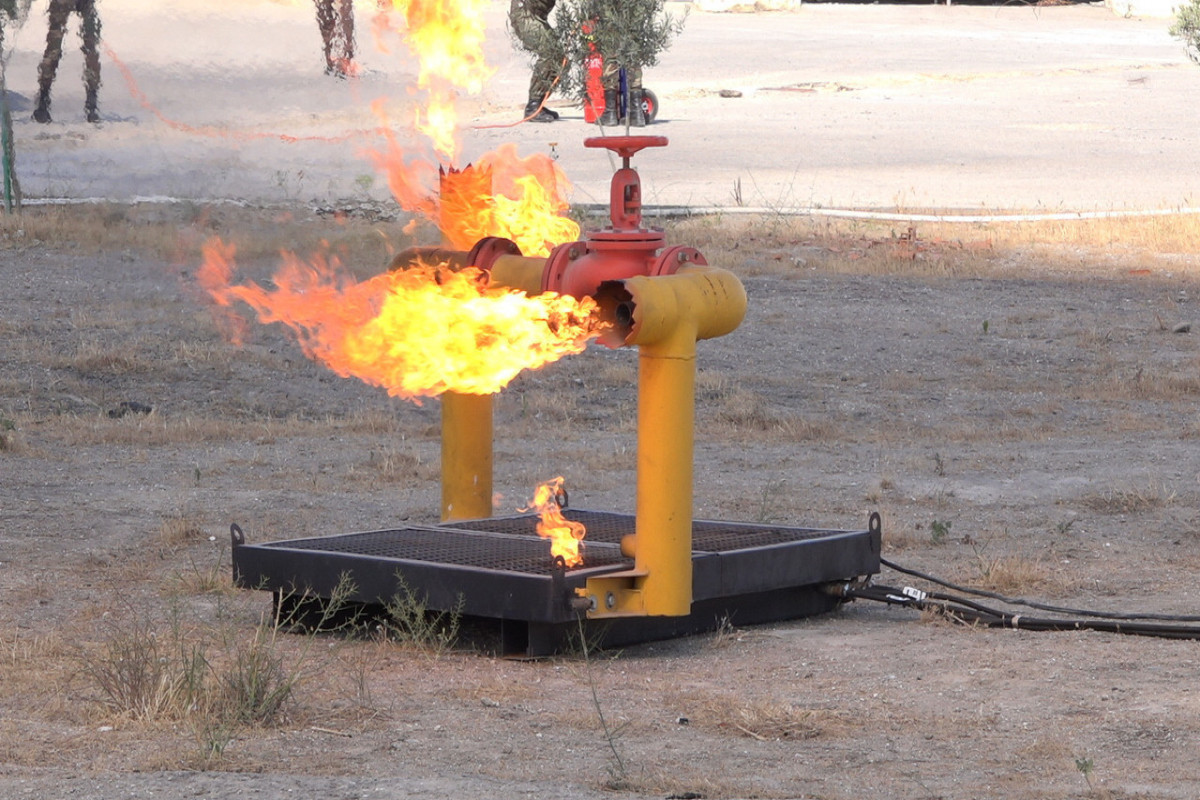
[0,75,13,214]
[0,24,12,214]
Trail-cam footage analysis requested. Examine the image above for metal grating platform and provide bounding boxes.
[232,509,881,656]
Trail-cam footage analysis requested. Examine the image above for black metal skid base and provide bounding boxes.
[231,510,882,657]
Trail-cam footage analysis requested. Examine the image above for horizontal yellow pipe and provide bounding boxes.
[488,254,546,295]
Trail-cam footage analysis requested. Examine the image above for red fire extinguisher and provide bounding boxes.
[582,22,605,124]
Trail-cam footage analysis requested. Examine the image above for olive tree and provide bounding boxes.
[1170,0,1200,65]
[547,0,685,103]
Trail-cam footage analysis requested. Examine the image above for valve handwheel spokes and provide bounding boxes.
[584,136,669,165]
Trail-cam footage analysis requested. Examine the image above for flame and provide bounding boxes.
[526,477,586,568]
[373,0,492,161]
[434,145,581,255]
[369,138,581,257]
[198,239,603,399]
[196,1,590,402]
[363,3,579,253]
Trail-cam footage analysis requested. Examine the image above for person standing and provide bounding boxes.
[509,0,561,123]
[32,0,101,124]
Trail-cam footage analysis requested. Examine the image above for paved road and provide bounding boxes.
[7,1,1197,212]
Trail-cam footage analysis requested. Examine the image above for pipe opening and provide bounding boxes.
[594,280,635,348]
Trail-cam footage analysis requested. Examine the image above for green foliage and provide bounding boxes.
[1171,0,1200,64]
[550,0,686,101]
[1075,755,1095,789]
[929,519,951,545]
[383,574,463,655]
[0,0,29,23]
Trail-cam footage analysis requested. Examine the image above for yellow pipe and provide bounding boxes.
[441,391,493,521]
[388,246,470,272]
[582,266,747,617]
[422,252,543,522]
[633,342,697,614]
[488,254,546,295]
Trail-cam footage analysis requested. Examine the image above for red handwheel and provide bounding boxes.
[641,89,659,124]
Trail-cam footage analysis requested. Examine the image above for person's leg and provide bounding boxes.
[315,0,337,73]
[335,0,355,70]
[510,0,561,121]
[34,0,74,123]
[79,0,102,123]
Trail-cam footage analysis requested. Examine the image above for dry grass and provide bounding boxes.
[40,413,286,446]
[672,691,849,742]
[967,555,1063,595]
[1080,482,1178,515]
[159,511,209,548]
[5,203,1200,284]
[0,203,415,273]
[0,415,25,453]
[672,212,1200,280]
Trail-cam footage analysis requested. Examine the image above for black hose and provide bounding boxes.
[841,582,1200,641]
[880,556,1200,623]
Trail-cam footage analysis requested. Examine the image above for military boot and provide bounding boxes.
[628,89,647,128]
[524,99,559,123]
[32,88,52,124]
[598,89,619,126]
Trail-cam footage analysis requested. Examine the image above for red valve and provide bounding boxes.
[541,136,675,298]
[584,136,669,165]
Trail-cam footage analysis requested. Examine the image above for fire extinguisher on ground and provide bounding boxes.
[580,21,658,125]
[584,37,605,124]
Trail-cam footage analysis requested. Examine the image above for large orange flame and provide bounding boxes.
[526,477,587,568]
[373,0,492,161]
[198,239,602,399]
[196,2,590,403]
[364,2,580,253]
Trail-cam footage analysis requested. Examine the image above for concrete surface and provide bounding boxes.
[4,1,1198,212]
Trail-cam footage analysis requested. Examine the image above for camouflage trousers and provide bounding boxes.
[509,0,563,103]
[601,61,642,92]
[315,0,355,76]
[35,0,101,122]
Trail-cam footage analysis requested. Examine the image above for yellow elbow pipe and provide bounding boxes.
[582,266,747,617]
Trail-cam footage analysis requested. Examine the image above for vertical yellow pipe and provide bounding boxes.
[582,268,745,618]
[634,336,697,615]
[435,166,497,523]
[441,391,493,521]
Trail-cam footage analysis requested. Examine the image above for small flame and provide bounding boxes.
[526,477,586,568]
[198,239,602,399]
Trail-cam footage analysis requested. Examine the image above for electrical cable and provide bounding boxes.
[880,557,1200,623]
[836,582,1200,641]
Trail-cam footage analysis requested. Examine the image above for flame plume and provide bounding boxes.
[197,3,591,399]
[198,239,602,399]
[526,477,587,568]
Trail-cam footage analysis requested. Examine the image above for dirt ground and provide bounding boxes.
[2,204,1200,800]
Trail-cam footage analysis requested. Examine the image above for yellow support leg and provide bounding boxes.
[632,344,696,616]
[441,391,493,522]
